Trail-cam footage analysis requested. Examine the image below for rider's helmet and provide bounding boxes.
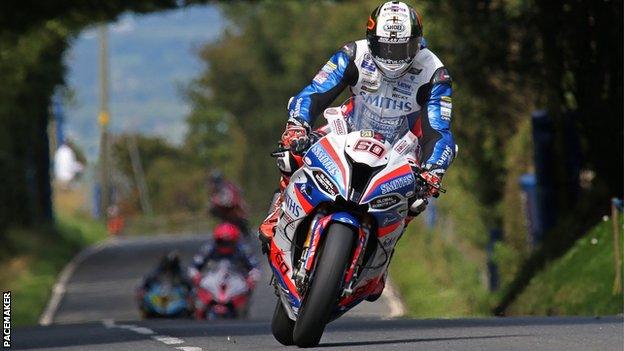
[209,169,223,186]
[366,1,423,79]
[213,222,241,255]
[159,251,181,273]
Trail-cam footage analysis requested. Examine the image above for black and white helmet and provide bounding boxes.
[366,1,423,79]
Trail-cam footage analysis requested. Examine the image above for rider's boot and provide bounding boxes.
[258,176,290,253]
[258,193,282,250]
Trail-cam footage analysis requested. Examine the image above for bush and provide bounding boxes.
[0,216,107,326]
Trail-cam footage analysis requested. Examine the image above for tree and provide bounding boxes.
[0,0,219,238]
[112,133,206,215]
[191,0,379,210]
[184,87,246,182]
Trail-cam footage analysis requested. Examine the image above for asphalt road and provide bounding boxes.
[13,234,624,351]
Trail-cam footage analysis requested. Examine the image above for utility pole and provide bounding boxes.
[128,135,153,216]
[98,24,111,220]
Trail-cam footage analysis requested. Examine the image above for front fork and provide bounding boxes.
[293,211,370,298]
[342,225,370,297]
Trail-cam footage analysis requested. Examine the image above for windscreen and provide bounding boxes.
[346,96,409,144]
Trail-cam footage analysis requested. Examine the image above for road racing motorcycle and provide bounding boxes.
[194,259,251,319]
[269,96,429,347]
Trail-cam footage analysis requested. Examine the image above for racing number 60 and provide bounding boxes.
[354,139,384,157]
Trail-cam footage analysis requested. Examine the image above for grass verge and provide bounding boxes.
[0,216,107,326]
[390,220,491,317]
[507,216,624,316]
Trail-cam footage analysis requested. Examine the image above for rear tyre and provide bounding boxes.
[292,223,355,347]
[271,300,295,345]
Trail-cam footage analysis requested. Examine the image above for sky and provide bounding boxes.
[62,5,225,159]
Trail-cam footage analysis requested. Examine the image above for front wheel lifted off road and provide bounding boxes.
[292,223,355,347]
[271,300,295,345]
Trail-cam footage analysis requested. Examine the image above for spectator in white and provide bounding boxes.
[54,143,84,189]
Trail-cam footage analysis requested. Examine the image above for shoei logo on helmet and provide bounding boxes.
[383,22,406,32]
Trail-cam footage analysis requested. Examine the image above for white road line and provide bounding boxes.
[108,323,155,336]
[39,240,111,325]
[102,318,115,328]
[381,276,406,319]
[129,326,156,335]
[152,336,185,345]
[103,320,204,350]
[117,324,139,329]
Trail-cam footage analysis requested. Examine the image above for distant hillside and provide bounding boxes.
[62,5,224,159]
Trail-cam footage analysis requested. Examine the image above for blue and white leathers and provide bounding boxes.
[288,39,456,172]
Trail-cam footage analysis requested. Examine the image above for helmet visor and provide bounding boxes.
[368,36,420,64]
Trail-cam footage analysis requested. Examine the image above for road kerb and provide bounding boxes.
[38,239,112,325]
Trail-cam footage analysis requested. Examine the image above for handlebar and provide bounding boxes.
[271,144,308,157]
[271,149,288,157]
[273,143,446,196]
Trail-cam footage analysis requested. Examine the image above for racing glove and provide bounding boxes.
[408,168,444,216]
[419,170,443,198]
[281,118,311,154]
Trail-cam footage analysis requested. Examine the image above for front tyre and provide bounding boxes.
[271,300,295,345]
[292,223,355,347]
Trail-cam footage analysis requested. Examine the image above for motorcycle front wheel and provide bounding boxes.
[292,223,355,347]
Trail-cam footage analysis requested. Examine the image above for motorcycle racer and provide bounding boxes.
[208,170,251,236]
[259,1,456,247]
[189,222,261,288]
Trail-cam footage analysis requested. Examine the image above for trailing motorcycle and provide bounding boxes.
[194,259,252,319]
[269,96,431,347]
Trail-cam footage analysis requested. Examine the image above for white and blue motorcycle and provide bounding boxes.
[268,96,435,347]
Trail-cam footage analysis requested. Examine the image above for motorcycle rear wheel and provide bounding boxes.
[271,300,295,345]
[292,223,355,347]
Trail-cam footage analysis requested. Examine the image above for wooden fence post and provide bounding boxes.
[612,198,622,295]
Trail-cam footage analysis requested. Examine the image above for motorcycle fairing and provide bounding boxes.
[196,260,250,319]
[343,132,391,167]
[359,164,414,204]
[144,283,189,316]
[303,137,349,197]
[269,239,301,310]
